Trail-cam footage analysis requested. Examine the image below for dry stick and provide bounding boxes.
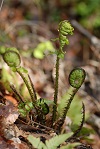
[71,20,100,62]
[71,20,100,49]
[0,0,4,12]
[52,55,60,124]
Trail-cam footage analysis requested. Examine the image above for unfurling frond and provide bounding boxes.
[54,68,86,131]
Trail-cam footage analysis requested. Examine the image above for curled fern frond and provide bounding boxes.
[62,68,86,117]
[69,68,86,89]
[58,20,74,51]
[66,102,85,142]
[0,47,38,113]
[3,50,21,67]
[55,68,86,131]
[37,98,49,115]
[52,20,74,125]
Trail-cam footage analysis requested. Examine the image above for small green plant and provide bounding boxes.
[27,133,80,149]
[33,41,55,59]
[0,20,87,148]
[52,20,74,124]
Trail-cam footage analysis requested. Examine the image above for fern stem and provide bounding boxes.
[28,74,37,101]
[62,88,78,120]
[10,84,24,103]
[52,54,60,124]
[56,88,78,129]
[16,68,36,105]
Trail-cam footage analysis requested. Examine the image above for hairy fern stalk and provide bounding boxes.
[52,20,74,125]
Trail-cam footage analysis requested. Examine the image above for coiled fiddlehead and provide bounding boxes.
[3,50,21,67]
[52,20,74,125]
[37,98,49,115]
[69,68,86,89]
[0,47,38,113]
[0,47,21,68]
[54,68,86,131]
[58,20,74,53]
[63,67,86,120]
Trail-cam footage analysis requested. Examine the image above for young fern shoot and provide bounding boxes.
[0,47,38,113]
[54,68,86,131]
[52,20,74,124]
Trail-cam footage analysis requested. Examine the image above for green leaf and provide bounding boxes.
[33,41,55,59]
[58,87,83,124]
[28,133,73,149]
[71,124,95,136]
[27,135,46,149]
[58,53,65,59]
[45,133,73,149]
[0,46,6,54]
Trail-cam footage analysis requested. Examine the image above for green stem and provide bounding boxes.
[16,68,36,105]
[62,88,78,120]
[28,74,37,101]
[54,88,78,131]
[52,54,60,124]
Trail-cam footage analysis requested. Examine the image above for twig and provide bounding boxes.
[71,20,100,49]
[0,0,4,12]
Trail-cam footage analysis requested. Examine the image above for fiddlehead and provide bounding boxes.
[69,68,86,89]
[59,20,74,54]
[52,20,74,125]
[37,98,49,115]
[0,47,38,112]
[3,50,21,68]
[54,68,86,131]
[62,68,85,120]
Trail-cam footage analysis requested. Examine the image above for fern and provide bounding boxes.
[54,68,86,130]
[45,133,73,149]
[52,20,74,124]
[27,133,73,149]
[28,135,45,149]
[66,102,85,142]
